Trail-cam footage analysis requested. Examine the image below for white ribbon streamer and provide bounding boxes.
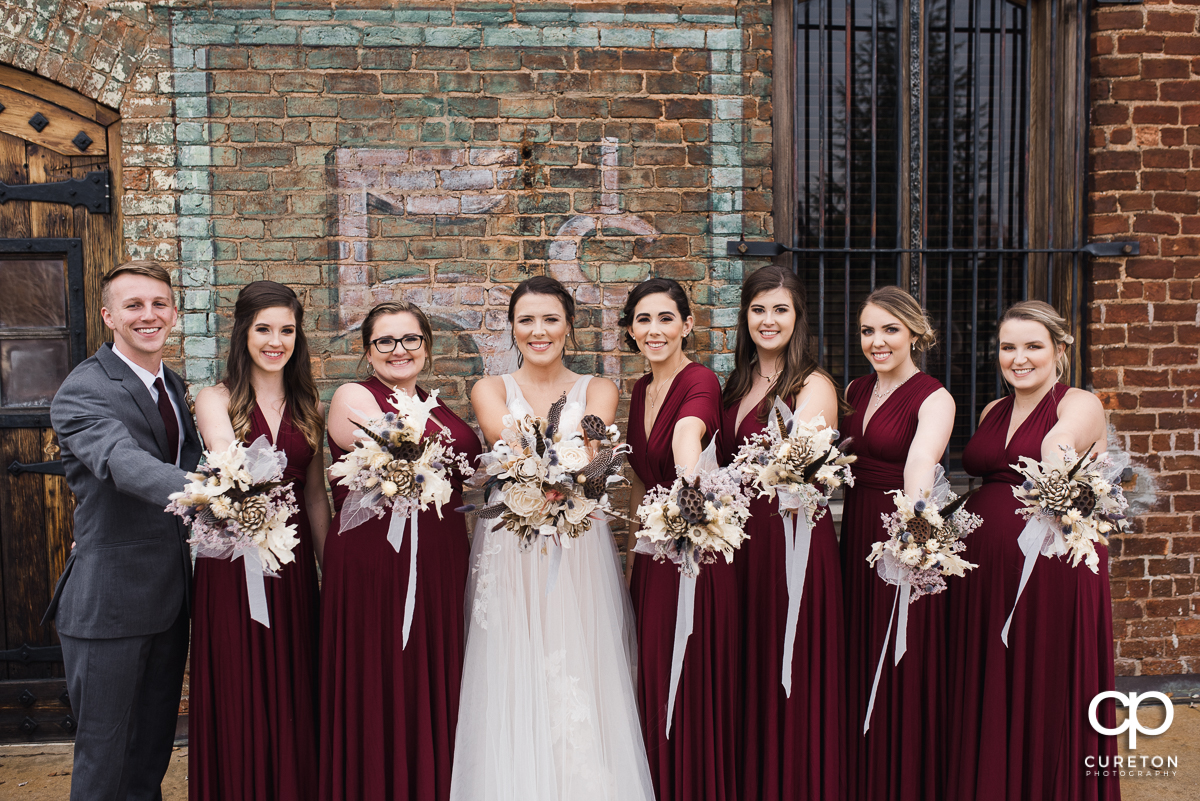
[863,586,899,734]
[386,505,421,648]
[665,574,697,738]
[779,509,813,696]
[1000,516,1062,646]
[545,539,563,597]
[243,549,270,628]
[894,581,911,665]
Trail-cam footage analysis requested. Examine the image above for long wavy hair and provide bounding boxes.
[223,281,323,451]
[722,265,849,421]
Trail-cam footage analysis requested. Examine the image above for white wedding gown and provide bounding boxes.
[451,374,655,801]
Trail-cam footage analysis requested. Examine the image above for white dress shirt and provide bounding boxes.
[111,343,184,466]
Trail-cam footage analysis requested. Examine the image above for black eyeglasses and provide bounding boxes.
[369,335,426,353]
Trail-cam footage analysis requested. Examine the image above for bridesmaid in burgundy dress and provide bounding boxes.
[318,301,482,801]
[840,286,955,801]
[622,278,737,801]
[946,301,1121,801]
[716,265,846,801]
[190,281,330,801]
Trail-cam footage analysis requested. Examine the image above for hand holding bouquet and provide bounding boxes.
[328,387,473,646]
[167,435,299,627]
[1000,444,1128,645]
[470,393,629,553]
[731,397,855,695]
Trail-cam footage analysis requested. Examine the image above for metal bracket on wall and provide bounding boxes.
[7,459,65,476]
[0,170,110,214]
[0,643,64,663]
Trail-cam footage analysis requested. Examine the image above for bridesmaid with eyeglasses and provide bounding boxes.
[318,302,482,801]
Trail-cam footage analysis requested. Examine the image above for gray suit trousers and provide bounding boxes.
[59,605,189,801]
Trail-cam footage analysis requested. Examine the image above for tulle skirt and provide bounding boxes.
[450,513,655,801]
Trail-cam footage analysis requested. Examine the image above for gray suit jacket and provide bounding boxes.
[45,343,202,639]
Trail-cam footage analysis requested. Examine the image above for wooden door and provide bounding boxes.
[0,66,120,743]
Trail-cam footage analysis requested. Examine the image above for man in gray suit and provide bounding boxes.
[46,261,201,801]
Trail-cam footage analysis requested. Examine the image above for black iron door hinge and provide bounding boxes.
[0,170,110,214]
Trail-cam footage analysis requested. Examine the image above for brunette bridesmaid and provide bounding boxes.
[717,265,846,801]
[318,302,483,801]
[945,301,1121,801]
[190,281,330,801]
[623,278,737,801]
[840,286,955,801]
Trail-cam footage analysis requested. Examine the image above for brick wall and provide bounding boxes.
[1090,3,1200,677]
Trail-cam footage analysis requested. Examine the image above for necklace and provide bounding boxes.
[648,359,689,410]
[756,363,781,385]
[872,369,917,407]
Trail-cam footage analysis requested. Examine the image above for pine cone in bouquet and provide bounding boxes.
[236,495,270,535]
[676,478,709,525]
[384,460,418,496]
[1038,469,1075,515]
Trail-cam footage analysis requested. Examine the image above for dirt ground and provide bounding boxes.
[0,705,1196,799]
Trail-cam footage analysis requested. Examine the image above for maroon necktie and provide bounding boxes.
[153,377,179,463]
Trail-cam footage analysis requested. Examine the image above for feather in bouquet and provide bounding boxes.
[328,387,473,646]
[634,436,752,737]
[1000,443,1128,646]
[467,393,630,555]
[730,397,855,695]
[167,435,299,627]
[862,466,979,733]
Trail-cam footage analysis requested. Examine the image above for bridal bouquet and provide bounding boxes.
[863,467,979,732]
[167,436,299,627]
[328,388,473,646]
[470,393,629,551]
[1011,445,1127,572]
[868,472,980,598]
[634,441,751,580]
[999,444,1128,646]
[730,397,855,695]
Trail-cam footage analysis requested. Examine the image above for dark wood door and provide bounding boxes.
[0,68,119,742]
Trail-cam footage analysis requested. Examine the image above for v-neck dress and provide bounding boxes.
[628,361,738,801]
[839,371,946,801]
[318,377,483,801]
[716,396,845,801]
[189,403,321,801]
[946,384,1121,801]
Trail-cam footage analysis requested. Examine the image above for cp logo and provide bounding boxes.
[1088,691,1173,749]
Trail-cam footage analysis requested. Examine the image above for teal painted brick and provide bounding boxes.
[712,168,744,188]
[363,28,423,46]
[179,146,236,167]
[543,27,599,48]
[482,28,542,48]
[171,46,194,69]
[709,260,744,281]
[175,97,209,118]
[626,11,680,24]
[180,194,213,215]
[396,9,454,24]
[706,29,743,50]
[426,27,481,48]
[210,8,264,21]
[332,9,395,22]
[455,7,514,25]
[712,213,742,233]
[177,216,212,238]
[178,171,212,192]
[175,122,207,143]
[654,29,705,49]
[710,75,743,95]
[684,12,738,25]
[237,25,298,45]
[599,29,652,48]
[516,10,572,24]
[174,25,236,45]
[711,307,740,328]
[275,10,335,22]
[572,11,624,24]
[301,27,362,46]
[173,71,209,94]
[711,353,735,375]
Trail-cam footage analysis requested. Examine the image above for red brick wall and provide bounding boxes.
[1090,3,1200,677]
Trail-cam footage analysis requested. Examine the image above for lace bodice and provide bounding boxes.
[500,374,592,436]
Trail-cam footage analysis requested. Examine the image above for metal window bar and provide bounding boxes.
[784,0,1101,473]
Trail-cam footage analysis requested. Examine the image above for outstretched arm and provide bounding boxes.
[902,388,956,497]
[51,378,190,507]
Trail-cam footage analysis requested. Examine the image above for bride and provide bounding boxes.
[451,276,655,801]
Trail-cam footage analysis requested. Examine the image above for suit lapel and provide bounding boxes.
[97,344,173,461]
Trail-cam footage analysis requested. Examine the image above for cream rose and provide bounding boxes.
[563,498,596,526]
[505,483,546,519]
[515,457,542,481]
[555,443,589,473]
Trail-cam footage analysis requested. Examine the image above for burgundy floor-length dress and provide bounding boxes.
[717,399,845,801]
[946,384,1121,801]
[840,371,946,801]
[629,362,738,801]
[189,405,321,801]
[318,377,483,801]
